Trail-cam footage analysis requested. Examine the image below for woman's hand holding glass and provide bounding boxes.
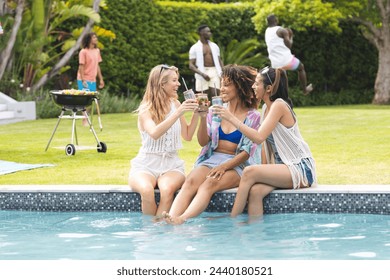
[211,105,235,122]
[180,99,199,114]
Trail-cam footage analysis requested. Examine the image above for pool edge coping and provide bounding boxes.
[1,184,390,193]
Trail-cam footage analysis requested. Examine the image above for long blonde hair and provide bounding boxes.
[137,65,179,123]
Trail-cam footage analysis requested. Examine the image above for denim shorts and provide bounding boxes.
[197,152,244,177]
[296,158,315,186]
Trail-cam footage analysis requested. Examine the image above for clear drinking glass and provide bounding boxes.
[212,96,223,107]
[196,93,209,112]
[211,96,223,122]
[183,89,196,100]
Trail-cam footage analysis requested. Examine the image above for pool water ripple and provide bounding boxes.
[0,211,389,260]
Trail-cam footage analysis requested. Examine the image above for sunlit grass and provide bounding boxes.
[0,104,389,185]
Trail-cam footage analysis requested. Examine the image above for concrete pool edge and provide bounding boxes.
[0,184,389,214]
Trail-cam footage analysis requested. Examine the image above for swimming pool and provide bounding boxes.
[1,210,389,260]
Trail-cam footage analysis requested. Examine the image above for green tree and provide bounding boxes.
[0,0,25,81]
[0,0,115,92]
[252,0,390,104]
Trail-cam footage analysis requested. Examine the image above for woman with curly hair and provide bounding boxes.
[129,65,199,217]
[164,64,261,224]
[214,67,316,217]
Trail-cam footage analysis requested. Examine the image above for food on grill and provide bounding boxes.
[62,89,97,95]
[50,90,98,107]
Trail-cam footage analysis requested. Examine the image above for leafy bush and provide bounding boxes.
[86,0,258,96]
[5,0,378,107]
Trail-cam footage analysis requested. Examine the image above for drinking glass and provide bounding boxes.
[183,89,196,100]
[196,93,209,112]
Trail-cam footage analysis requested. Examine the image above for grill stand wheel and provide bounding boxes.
[97,141,107,153]
[65,144,76,156]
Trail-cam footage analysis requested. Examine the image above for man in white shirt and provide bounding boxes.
[189,25,224,99]
[265,14,313,95]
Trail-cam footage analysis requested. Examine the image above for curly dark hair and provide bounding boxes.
[82,32,97,49]
[221,64,258,109]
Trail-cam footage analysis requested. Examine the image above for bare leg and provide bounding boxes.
[155,171,185,216]
[231,164,293,217]
[297,62,313,95]
[247,184,275,216]
[129,173,157,215]
[169,170,240,224]
[169,166,210,217]
[82,110,89,127]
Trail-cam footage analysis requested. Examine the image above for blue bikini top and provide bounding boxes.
[218,126,242,144]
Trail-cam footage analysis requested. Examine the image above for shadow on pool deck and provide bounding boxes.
[1,184,389,214]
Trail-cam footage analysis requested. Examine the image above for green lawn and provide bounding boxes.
[0,104,389,185]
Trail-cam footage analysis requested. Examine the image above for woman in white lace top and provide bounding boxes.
[214,67,316,217]
[129,65,199,217]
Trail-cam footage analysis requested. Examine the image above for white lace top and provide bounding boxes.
[139,102,182,153]
[261,99,316,188]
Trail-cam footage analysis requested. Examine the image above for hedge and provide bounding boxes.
[63,0,377,106]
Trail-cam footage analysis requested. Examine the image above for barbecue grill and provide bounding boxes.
[45,90,107,156]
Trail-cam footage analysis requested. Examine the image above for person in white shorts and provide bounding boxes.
[129,65,199,218]
[189,24,224,99]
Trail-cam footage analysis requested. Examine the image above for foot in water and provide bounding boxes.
[304,83,313,95]
[152,213,165,223]
[162,211,186,225]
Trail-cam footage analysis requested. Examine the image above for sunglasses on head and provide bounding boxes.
[159,64,171,78]
[260,66,272,85]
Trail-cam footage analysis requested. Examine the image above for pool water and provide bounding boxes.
[0,211,389,260]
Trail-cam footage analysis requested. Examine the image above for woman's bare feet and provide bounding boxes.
[152,213,164,223]
[162,211,186,225]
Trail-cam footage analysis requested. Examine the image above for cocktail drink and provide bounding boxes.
[196,93,209,112]
[212,96,223,107]
[183,89,196,100]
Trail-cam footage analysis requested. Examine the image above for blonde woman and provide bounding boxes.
[129,65,199,217]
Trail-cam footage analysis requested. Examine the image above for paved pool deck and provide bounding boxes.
[1,184,389,214]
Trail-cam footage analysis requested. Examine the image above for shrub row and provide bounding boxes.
[43,0,379,114]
